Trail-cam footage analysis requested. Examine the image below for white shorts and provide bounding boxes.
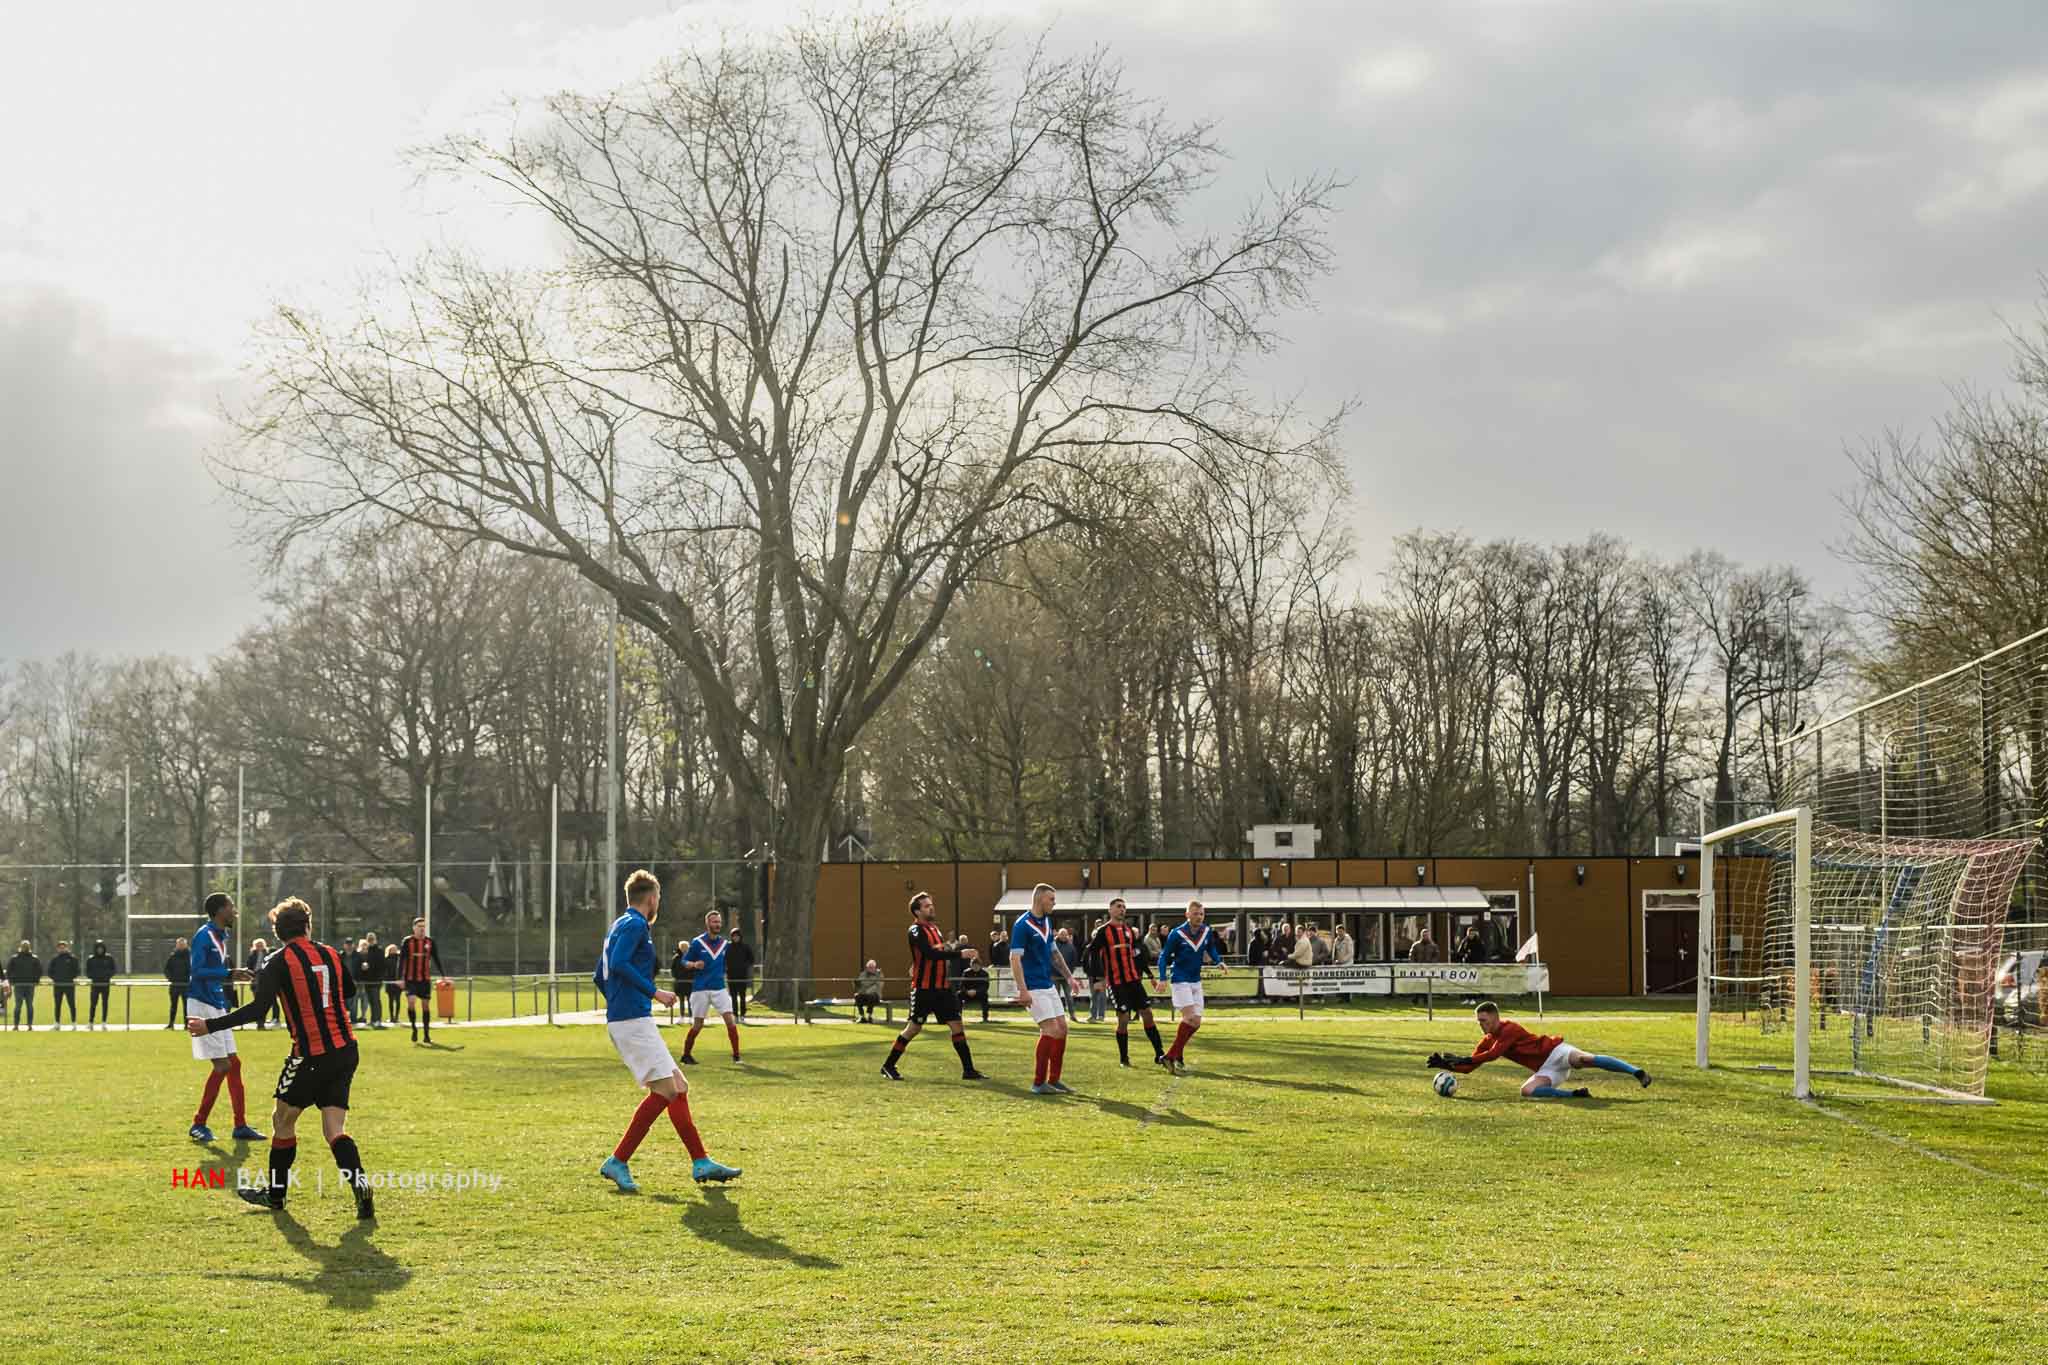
[1025,989,1067,1024]
[689,988,733,1020]
[187,998,238,1061]
[608,1016,678,1086]
[1170,982,1205,1013]
[1535,1040,1579,1086]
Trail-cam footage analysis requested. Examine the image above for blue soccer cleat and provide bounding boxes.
[598,1155,639,1193]
[1047,1081,1075,1094]
[691,1157,741,1184]
[188,1124,214,1142]
[1031,1083,1059,1095]
[231,1124,264,1141]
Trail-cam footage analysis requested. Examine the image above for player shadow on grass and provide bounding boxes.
[653,1188,840,1270]
[416,1040,465,1052]
[971,1077,1246,1132]
[226,1212,412,1310]
[1183,1069,1367,1096]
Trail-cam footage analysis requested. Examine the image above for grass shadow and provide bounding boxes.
[1187,1069,1367,1096]
[223,1210,412,1310]
[654,1187,840,1270]
[416,1041,466,1052]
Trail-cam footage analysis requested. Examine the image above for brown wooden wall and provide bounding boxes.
[805,854,1705,997]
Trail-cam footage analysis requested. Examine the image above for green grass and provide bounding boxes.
[3,1005,2043,1363]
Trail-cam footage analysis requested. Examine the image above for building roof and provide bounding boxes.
[991,885,1494,914]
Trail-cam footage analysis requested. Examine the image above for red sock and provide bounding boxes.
[683,1022,702,1058]
[194,1069,225,1125]
[226,1055,247,1125]
[1168,1022,1194,1059]
[614,1093,666,1161]
[1048,1036,1066,1083]
[726,1021,740,1059]
[667,1093,708,1160]
[1034,1035,1052,1085]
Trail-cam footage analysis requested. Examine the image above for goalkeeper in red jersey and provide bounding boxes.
[1428,1001,1652,1099]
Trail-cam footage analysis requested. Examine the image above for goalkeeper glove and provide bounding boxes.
[1425,1052,1450,1069]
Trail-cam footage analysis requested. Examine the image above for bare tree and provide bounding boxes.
[216,15,1338,987]
[106,658,230,913]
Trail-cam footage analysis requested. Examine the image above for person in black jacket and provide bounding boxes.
[726,927,756,1022]
[48,941,80,1028]
[382,943,402,1025]
[355,933,384,1027]
[669,943,694,1024]
[85,941,116,1028]
[164,938,190,1029]
[7,942,42,1029]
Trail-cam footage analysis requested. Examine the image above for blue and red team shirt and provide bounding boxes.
[187,919,233,1008]
[596,908,659,1021]
[1009,912,1057,990]
[682,934,729,992]
[1158,922,1223,984]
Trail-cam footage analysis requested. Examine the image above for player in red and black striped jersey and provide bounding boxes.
[1086,897,1165,1067]
[399,917,449,1044]
[881,893,985,1082]
[190,897,375,1220]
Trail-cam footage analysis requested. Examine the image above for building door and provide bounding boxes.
[1643,891,1701,994]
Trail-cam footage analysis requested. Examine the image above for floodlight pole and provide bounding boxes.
[122,763,132,978]
[423,782,433,939]
[235,764,245,913]
[548,782,559,1024]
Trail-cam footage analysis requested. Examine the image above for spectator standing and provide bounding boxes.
[988,924,1009,972]
[1141,922,1165,966]
[1410,928,1443,963]
[48,941,80,1028]
[959,951,991,1022]
[164,937,190,1029]
[1333,924,1355,967]
[85,941,116,1029]
[1310,928,1333,967]
[853,960,883,1023]
[726,926,756,1022]
[1053,927,1081,1020]
[1288,928,1315,970]
[382,943,402,1024]
[357,932,384,1027]
[1455,924,1486,964]
[1084,922,1110,1022]
[8,941,43,1029]
[670,942,693,1023]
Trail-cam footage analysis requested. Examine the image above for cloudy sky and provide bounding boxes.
[3,0,2043,662]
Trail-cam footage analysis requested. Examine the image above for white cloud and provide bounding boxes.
[1348,44,1436,98]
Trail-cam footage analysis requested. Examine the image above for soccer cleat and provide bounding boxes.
[691,1157,741,1184]
[679,1054,699,1066]
[881,1064,905,1082]
[353,1187,376,1221]
[1119,1058,1132,1068]
[1048,1080,1075,1094]
[189,1124,215,1142]
[230,1124,265,1141]
[1636,1068,1653,1089]
[236,1187,283,1212]
[1030,1083,1059,1095]
[960,1069,987,1081]
[598,1156,639,1193]
[1154,1053,1172,1071]
[1572,1087,1593,1098]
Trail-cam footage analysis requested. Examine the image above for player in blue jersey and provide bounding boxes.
[1156,899,1227,1073]
[679,909,742,1065]
[595,870,739,1193]
[1010,883,1078,1094]
[185,894,263,1142]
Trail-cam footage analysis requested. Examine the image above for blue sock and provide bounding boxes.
[1530,1084,1575,1099]
[1590,1055,1637,1075]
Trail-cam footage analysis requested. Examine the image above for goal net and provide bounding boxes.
[1697,807,2034,1101]
[1776,626,2048,1071]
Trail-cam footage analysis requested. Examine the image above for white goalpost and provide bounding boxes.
[1697,805,2034,1103]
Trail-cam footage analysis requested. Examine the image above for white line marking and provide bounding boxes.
[1802,1098,2048,1196]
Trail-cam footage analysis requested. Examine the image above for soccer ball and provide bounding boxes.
[1432,1071,1458,1098]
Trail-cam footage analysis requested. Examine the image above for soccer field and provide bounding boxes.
[4,1005,2041,1363]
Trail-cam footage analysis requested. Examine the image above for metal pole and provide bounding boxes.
[606,596,619,926]
[122,764,131,978]
[235,764,244,914]
[423,782,434,939]
[549,782,559,1025]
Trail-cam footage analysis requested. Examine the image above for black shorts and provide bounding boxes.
[909,987,962,1025]
[275,1043,359,1111]
[1110,979,1153,1015]
[404,980,432,1000]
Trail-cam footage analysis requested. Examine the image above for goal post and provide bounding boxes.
[1698,807,1813,1098]
[1699,805,2031,1103]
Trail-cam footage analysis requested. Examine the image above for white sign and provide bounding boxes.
[115,875,139,897]
[1261,963,1551,998]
